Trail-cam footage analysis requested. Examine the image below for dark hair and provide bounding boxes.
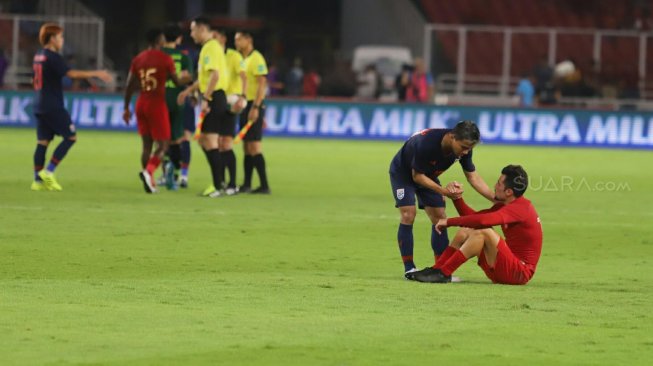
[451,120,480,144]
[145,28,162,46]
[163,23,181,42]
[235,30,253,39]
[192,17,212,28]
[501,164,528,197]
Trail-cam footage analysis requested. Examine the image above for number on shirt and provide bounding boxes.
[138,68,158,91]
[33,64,43,91]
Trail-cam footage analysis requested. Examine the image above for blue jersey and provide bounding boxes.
[389,128,476,180]
[32,48,70,113]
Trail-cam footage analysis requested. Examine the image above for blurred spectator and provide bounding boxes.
[537,79,560,106]
[285,57,303,96]
[267,62,284,96]
[319,59,356,97]
[302,67,321,98]
[533,55,553,91]
[516,73,535,107]
[0,48,8,88]
[405,58,434,103]
[356,63,379,99]
[395,63,413,102]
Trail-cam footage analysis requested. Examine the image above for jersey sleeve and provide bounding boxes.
[448,202,521,228]
[51,53,70,77]
[459,149,476,172]
[253,53,268,76]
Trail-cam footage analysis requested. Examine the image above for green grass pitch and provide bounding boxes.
[1,127,652,365]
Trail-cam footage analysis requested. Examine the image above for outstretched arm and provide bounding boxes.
[67,69,113,83]
[465,170,494,202]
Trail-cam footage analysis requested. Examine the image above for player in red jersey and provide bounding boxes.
[123,29,189,193]
[410,165,543,285]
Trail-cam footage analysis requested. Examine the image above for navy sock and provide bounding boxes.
[243,155,254,187]
[47,138,75,173]
[431,225,449,257]
[221,150,236,187]
[34,144,47,181]
[169,144,182,170]
[180,140,190,177]
[253,154,269,189]
[398,223,415,271]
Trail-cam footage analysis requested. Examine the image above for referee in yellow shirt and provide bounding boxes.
[214,28,246,195]
[178,17,228,198]
[235,31,270,194]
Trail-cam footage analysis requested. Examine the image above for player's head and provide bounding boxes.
[495,164,528,201]
[163,23,182,45]
[450,120,480,157]
[235,30,253,52]
[212,27,227,46]
[39,23,64,50]
[190,17,212,44]
[146,28,164,48]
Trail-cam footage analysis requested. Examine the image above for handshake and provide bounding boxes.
[444,181,464,200]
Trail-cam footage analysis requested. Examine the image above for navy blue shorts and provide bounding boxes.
[183,100,196,133]
[35,109,76,141]
[390,172,445,209]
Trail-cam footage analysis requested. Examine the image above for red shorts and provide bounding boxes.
[477,238,534,285]
[135,97,170,141]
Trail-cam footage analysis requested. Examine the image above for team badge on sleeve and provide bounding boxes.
[396,189,405,200]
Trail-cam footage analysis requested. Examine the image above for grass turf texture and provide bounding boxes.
[1,127,652,365]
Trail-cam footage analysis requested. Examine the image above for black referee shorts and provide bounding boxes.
[240,102,265,142]
[201,90,231,135]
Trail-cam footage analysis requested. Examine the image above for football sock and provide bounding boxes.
[439,249,468,276]
[205,148,223,190]
[47,138,75,173]
[398,223,415,271]
[431,225,449,262]
[253,153,269,189]
[434,246,457,269]
[34,144,47,181]
[221,150,237,187]
[145,156,161,176]
[243,155,254,187]
[180,140,190,177]
[169,144,182,170]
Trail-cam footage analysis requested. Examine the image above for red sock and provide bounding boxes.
[434,246,457,269]
[439,249,468,276]
[146,156,161,175]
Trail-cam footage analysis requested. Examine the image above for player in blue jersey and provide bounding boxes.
[389,120,495,278]
[31,23,112,191]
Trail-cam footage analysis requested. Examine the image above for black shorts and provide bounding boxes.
[239,102,265,142]
[201,90,228,134]
[35,109,76,141]
[389,171,445,209]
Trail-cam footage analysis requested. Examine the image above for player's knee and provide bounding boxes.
[68,135,77,142]
[399,209,416,224]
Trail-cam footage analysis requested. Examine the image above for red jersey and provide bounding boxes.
[129,49,175,100]
[448,197,543,271]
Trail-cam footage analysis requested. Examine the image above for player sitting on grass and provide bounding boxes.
[409,165,543,284]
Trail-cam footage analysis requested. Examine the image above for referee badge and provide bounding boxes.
[396,189,405,200]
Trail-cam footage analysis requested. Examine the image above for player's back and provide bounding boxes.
[32,48,70,113]
[390,128,454,175]
[501,197,543,270]
[130,49,175,100]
